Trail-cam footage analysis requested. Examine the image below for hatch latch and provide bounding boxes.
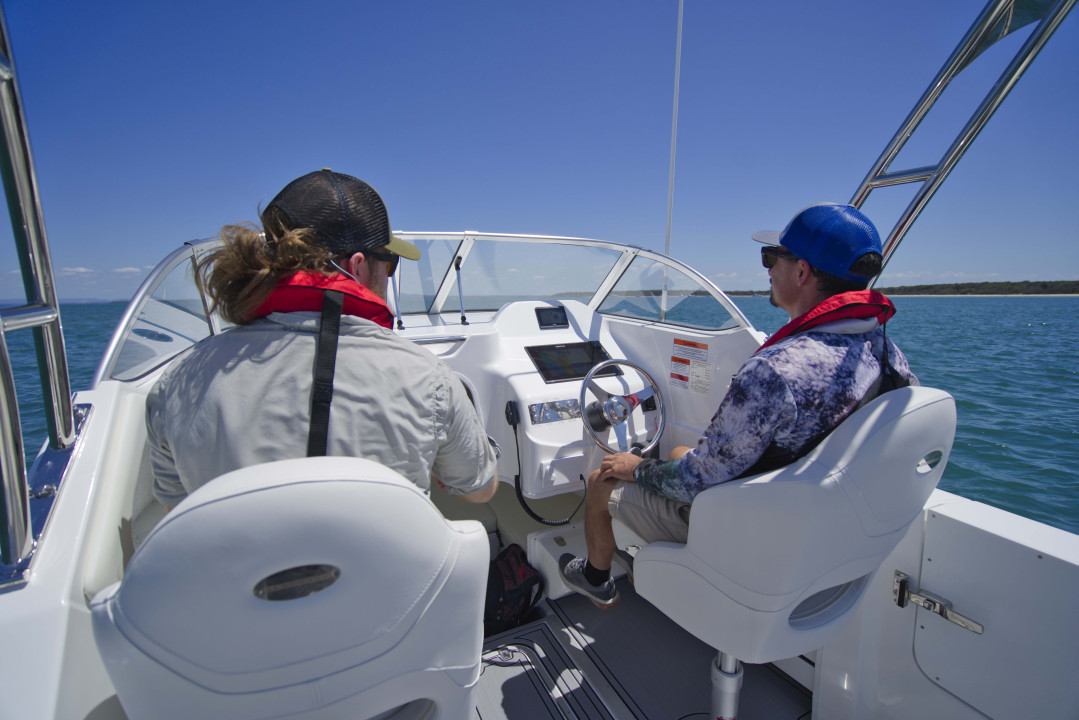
[893,570,984,634]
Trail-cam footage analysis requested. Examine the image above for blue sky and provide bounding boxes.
[1,0,1076,300]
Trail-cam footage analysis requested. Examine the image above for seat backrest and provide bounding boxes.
[91,457,489,720]
[635,386,956,663]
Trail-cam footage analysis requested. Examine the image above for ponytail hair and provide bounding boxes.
[196,207,341,324]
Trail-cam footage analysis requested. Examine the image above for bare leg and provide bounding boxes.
[668,445,692,461]
[586,447,689,569]
[584,469,618,571]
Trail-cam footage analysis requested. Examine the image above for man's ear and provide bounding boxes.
[795,258,812,285]
[347,252,366,277]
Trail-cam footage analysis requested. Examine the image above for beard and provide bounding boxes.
[366,264,389,301]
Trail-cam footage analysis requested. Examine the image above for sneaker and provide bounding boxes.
[558,553,620,609]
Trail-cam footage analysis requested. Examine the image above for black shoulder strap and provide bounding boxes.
[307,290,344,457]
[873,323,911,398]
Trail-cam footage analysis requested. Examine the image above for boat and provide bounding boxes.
[1,1,1077,718]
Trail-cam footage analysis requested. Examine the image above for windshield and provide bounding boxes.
[398,238,623,313]
[599,255,741,331]
[97,245,219,384]
[394,234,744,331]
[97,234,750,385]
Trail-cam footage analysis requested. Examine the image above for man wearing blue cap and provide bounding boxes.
[561,203,918,608]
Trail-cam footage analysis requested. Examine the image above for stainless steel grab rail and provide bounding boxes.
[850,0,1076,271]
[0,9,74,566]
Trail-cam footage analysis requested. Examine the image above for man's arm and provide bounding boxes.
[430,371,499,501]
[146,381,188,507]
[446,475,498,503]
[634,357,793,502]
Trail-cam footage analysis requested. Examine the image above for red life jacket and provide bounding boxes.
[755,290,896,353]
[249,271,393,329]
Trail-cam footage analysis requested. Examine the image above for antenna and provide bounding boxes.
[664,0,684,260]
[661,0,684,322]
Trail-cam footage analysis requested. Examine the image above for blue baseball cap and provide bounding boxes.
[752,203,882,282]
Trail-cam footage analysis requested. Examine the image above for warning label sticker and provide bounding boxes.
[670,339,711,394]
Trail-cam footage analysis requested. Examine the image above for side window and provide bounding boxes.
[110,257,213,381]
[598,256,740,330]
[394,238,459,314]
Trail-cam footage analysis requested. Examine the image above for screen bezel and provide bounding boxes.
[534,306,570,330]
[524,341,622,384]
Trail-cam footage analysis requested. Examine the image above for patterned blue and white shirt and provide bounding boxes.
[634,318,917,502]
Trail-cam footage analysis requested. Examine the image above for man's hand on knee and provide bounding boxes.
[585,468,620,506]
[598,452,644,484]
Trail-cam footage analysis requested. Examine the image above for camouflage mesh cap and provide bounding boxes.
[263,170,420,260]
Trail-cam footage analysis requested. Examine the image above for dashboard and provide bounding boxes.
[439,300,659,499]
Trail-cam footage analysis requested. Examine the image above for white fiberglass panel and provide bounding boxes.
[913,501,1079,719]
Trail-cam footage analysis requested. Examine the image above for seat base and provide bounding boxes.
[711,652,744,720]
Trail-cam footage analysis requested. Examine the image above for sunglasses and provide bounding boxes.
[367,250,400,277]
[761,245,798,269]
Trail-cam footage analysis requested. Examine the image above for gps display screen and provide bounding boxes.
[525,341,621,383]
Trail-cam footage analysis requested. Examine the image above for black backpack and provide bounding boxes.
[483,544,544,635]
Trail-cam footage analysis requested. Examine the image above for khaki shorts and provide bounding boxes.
[609,482,691,544]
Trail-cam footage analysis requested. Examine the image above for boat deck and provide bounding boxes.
[479,578,811,720]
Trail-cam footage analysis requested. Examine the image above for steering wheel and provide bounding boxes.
[579,359,666,455]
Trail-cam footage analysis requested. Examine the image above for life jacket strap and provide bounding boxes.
[307,290,344,457]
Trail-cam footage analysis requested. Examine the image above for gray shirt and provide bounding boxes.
[147,312,496,506]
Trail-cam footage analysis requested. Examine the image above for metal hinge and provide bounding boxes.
[893,570,984,634]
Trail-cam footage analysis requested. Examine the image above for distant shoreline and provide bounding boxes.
[727,280,1079,297]
[728,293,1079,298]
[887,294,1079,298]
[5,280,1079,305]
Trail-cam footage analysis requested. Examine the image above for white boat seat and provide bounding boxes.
[634,386,956,718]
[91,457,489,720]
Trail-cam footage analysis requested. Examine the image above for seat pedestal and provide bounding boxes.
[712,651,743,720]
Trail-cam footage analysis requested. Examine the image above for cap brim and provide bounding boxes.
[385,234,421,261]
[752,230,782,245]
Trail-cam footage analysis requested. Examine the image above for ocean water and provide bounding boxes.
[9,296,1079,534]
[8,302,126,459]
[734,295,1079,534]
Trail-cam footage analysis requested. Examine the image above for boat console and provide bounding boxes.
[429,300,663,499]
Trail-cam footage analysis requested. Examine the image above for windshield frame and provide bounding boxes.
[394,232,752,331]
